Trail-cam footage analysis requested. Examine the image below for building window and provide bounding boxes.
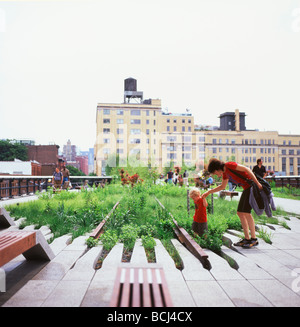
[131,110,141,115]
[167,153,177,159]
[103,119,110,124]
[131,119,141,124]
[182,126,185,132]
[167,136,177,142]
[117,149,124,154]
[103,138,110,144]
[117,128,123,134]
[183,153,191,160]
[282,157,286,173]
[183,136,191,143]
[290,158,294,175]
[117,119,124,124]
[117,109,123,115]
[117,139,124,144]
[130,138,141,144]
[130,129,141,135]
[103,128,110,134]
[103,109,110,115]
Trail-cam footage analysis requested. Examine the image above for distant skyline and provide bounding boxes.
[1,0,300,151]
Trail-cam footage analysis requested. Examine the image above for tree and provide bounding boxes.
[0,140,28,161]
[66,165,86,176]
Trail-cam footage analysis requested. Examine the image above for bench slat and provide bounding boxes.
[120,268,131,307]
[131,268,140,307]
[110,266,172,307]
[151,268,163,307]
[142,268,151,307]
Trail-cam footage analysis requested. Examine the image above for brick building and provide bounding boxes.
[26,144,60,175]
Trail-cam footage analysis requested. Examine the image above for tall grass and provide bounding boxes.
[5,185,124,240]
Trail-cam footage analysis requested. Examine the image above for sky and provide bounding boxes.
[0,0,300,153]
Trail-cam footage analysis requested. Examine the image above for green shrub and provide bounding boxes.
[100,230,119,251]
[119,224,140,251]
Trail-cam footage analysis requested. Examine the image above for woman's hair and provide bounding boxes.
[207,158,225,173]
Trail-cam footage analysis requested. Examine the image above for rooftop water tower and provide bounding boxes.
[124,77,143,103]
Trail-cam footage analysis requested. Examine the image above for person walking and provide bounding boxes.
[202,159,263,248]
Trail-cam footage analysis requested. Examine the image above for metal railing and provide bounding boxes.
[0,175,112,200]
[265,175,300,189]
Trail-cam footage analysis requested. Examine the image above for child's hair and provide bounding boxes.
[189,189,201,198]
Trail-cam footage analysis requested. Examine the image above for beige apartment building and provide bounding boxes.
[95,79,300,176]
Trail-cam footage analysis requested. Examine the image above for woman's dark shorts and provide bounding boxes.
[237,187,252,213]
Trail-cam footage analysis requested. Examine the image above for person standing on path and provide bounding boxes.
[167,169,173,184]
[202,159,263,248]
[189,189,208,237]
[252,158,267,178]
[61,163,70,189]
[52,166,63,192]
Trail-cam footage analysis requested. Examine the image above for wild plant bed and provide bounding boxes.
[93,183,183,269]
[4,185,125,240]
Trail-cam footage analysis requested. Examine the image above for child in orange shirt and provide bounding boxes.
[189,189,208,237]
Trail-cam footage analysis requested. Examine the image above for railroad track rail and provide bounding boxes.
[89,196,210,270]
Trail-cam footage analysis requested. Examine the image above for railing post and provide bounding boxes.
[8,180,12,198]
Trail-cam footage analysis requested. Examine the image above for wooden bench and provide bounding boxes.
[110,266,172,307]
[219,191,239,200]
[0,230,54,267]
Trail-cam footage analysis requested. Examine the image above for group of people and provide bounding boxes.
[52,164,70,191]
[190,158,268,249]
[164,169,189,186]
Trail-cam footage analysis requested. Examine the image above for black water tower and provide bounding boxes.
[124,77,143,103]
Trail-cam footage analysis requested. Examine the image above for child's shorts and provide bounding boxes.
[192,221,208,237]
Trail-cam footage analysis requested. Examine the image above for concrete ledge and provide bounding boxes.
[0,208,16,229]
